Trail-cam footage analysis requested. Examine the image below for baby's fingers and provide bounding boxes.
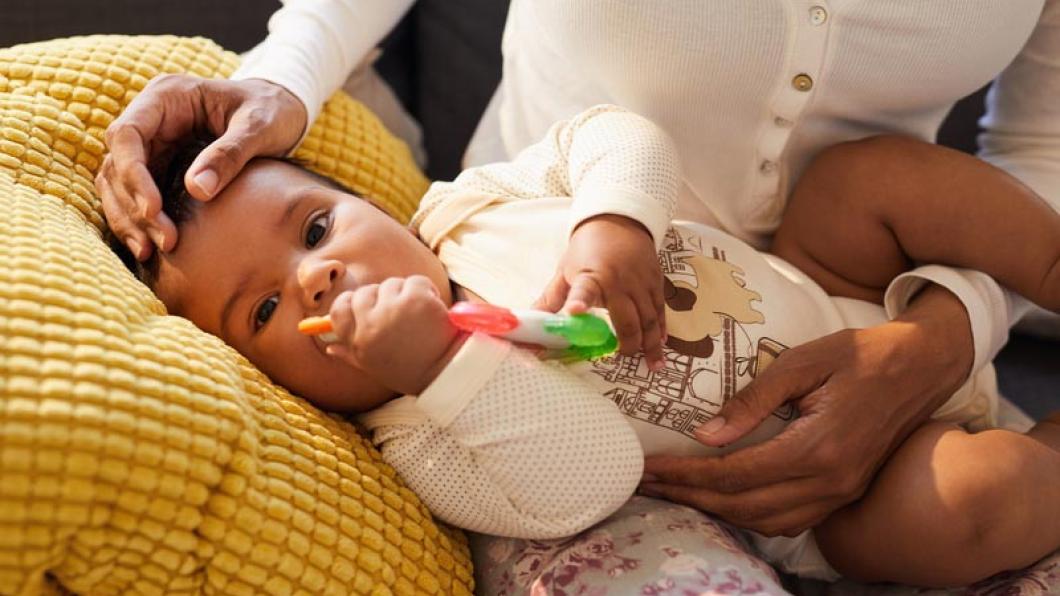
[636,291,665,370]
[562,272,604,314]
[327,291,357,346]
[533,272,571,313]
[609,295,643,357]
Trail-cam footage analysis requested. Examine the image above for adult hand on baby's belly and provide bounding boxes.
[640,285,974,537]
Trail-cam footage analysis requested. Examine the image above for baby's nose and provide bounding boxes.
[297,259,345,309]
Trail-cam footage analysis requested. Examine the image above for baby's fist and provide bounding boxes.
[326,276,460,395]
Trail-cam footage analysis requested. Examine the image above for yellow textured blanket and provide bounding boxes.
[0,36,471,595]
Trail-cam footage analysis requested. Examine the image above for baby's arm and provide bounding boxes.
[413,106,681,363]
[360,334,644,539]
[414,104,680,249]
[772,135,1060,313]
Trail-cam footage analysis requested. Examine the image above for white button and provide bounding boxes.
[810,6,828,25]
[759,160,777,174]
[774,116,792,127]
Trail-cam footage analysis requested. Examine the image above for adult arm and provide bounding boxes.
[978,0,1060,332]
[641,284,982,537]
[232,0,415,142]
[98,0,412,260]
[361,334,644,538]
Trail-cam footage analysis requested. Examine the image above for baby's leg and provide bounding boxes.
[772,135,1060,311]
[815,418,1060,587]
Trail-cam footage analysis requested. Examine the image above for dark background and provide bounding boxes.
[1,0,1054,416]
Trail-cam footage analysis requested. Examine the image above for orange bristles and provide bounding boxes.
[298,315,333,336]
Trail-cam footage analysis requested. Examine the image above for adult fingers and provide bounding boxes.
[532,272,571,313]
[183,107,271,201]
[643,419,816,493]
[97,170,152,260]
[638,475,832,536]
[119,158,178,252]
[693,350,830,447]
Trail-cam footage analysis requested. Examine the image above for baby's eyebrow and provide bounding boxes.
[273,192,309,233]
[220,272,252,339]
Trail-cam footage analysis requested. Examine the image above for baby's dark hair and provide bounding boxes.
[108,138,349,288]
[107,138,208,288]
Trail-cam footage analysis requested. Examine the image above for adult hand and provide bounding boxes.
[640,285,974,537]
[97,74,307,260]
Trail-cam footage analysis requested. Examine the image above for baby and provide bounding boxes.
[112,105,1060,586]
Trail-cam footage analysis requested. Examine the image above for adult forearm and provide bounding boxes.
[232,0,416,133]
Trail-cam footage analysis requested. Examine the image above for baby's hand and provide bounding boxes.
[325,276,460,395]
[534,214,666,369]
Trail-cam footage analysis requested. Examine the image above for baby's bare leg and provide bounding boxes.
[773,135,1060,311]
[815,420,1060,587]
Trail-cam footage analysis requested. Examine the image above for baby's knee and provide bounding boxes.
[918,427,1060,572]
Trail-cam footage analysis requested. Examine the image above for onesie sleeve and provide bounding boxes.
[231,0,415,145]
[883,266,1034,375]
[413,105,682,251]
[360,334,644,539]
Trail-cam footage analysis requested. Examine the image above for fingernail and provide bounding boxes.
[641,474,658,483]
[193,169,218,196]
[694,416,726,439]
[148,229,165,250]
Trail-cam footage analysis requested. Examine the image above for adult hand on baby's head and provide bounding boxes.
[97,74,307,261]
[640,285,974,537]
[325,276,463,396]
[534,214,667,370]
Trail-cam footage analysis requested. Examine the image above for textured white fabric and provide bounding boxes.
[366,335,644,539]
[356,108,1000,557]
[230,0,413,142]
[415,105,679,252]
[229,0,1060,378]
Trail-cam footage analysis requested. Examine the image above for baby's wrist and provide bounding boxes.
[407,333,468,396]
[575,213,652,240]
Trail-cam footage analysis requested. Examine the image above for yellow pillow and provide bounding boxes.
[0,36,471,595]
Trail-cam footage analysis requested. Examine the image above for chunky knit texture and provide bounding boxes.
[0,35,467,595]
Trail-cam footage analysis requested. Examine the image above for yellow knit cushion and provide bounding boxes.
[0,36,470,595]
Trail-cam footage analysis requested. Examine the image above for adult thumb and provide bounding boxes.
[694,356,825,447]
[184,117,266,201]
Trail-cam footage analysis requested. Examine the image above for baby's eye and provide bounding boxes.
[305,212,330,248]
[254,295,279,330]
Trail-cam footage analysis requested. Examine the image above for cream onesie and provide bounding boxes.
[358,105,1001,580]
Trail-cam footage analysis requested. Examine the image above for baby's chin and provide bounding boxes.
[274,361,399,414]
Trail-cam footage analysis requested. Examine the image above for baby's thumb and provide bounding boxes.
[532,273,570,313]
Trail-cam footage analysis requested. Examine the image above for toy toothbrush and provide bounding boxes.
[298,302,618,361]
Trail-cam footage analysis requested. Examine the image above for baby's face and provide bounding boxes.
[154,159,450,411]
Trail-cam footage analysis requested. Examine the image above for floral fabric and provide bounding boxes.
[471,497,1060,596]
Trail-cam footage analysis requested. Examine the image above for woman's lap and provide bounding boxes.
[469,496,790,595]
[469,493,1060,595]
